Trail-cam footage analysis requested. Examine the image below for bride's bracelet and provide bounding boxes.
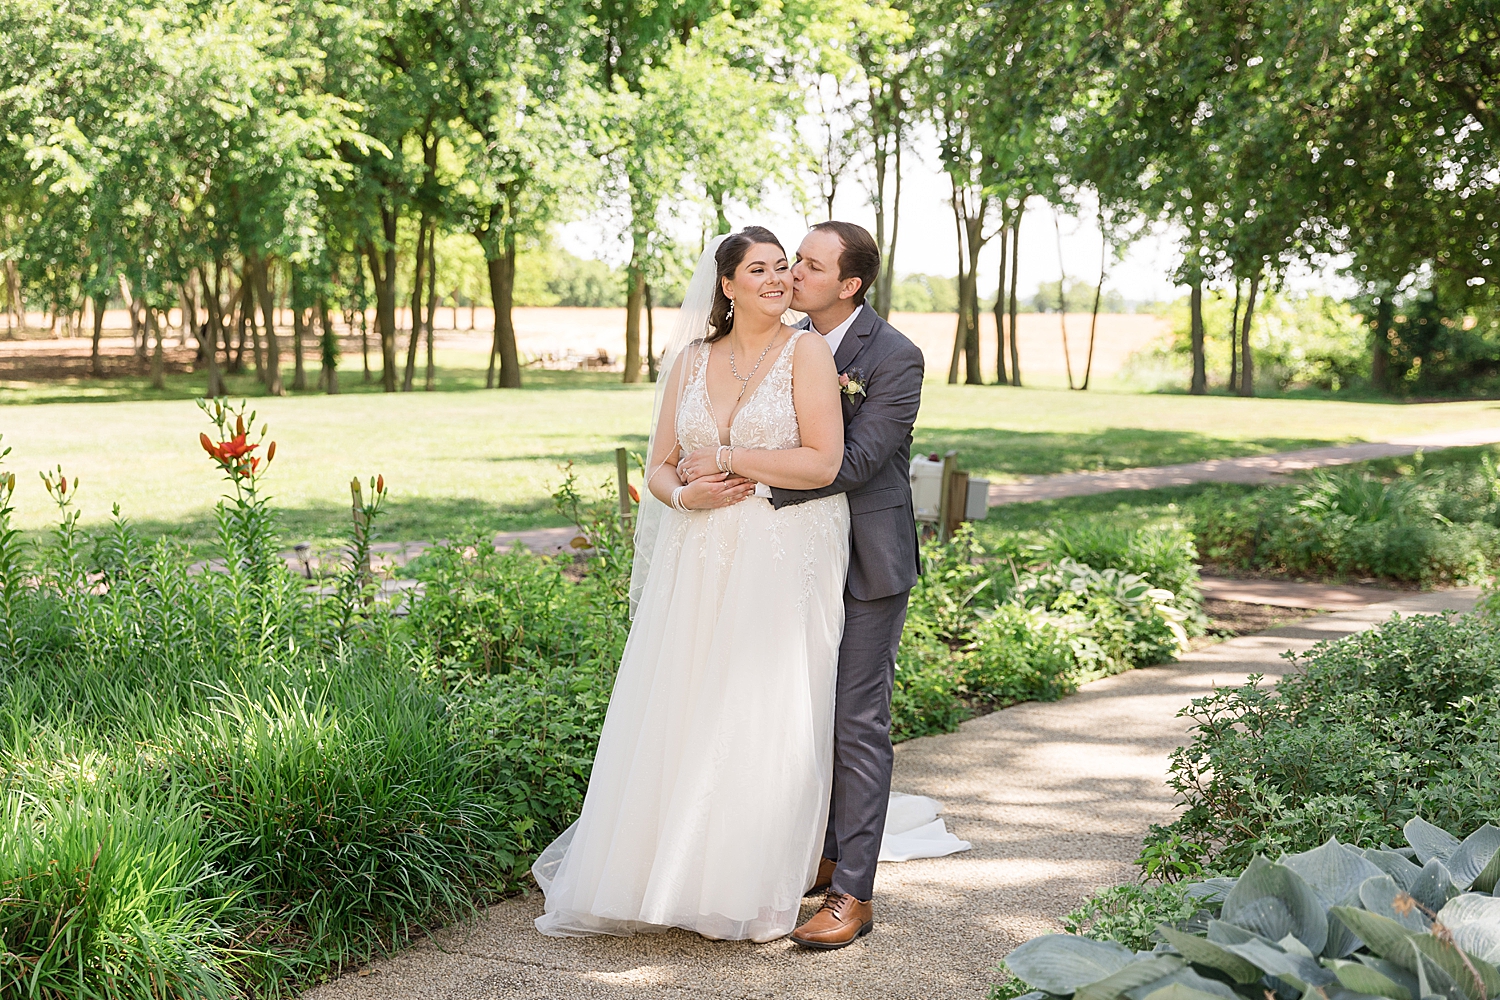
[716,445,735,475]
[670,485,691,512]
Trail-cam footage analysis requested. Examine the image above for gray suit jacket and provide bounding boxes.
[771,307,924,601]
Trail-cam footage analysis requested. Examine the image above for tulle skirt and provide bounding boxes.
[533,494,851,942]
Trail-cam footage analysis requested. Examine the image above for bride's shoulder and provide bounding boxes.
[786,325,828,354]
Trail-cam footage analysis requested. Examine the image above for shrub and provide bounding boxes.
[1007,818,1500,1000]
[890,526,1201,740]
[1146,611,1500,873]
[1189,460,1500,585]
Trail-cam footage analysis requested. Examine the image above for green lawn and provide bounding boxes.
[4,361,1499,548]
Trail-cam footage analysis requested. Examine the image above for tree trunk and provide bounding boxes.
[148,307,165,390]
[320,296,339,394]
[90,292,106,378]
[180,278,197,350]
[484,228,522,389]
[646,282,658,382]
[1054,211,1075,390]
[198,265,226,398]
[232,275,248,374]
[870,121,903,320]
[358,302,371,383]
[403,216,430,391]
[291,271,308,391]
[243,267,265,381]
[1009,212,1022,387]
[1189,278,1207,395]
[3,260,21,334]
[251,255,283,395]
[424,228,438,391]
[964,214,984,385]
[366,211,399,392]
[1228,280,1241,391]
[947,190,965,385]
[1371,291,1393,391]
[623,262,644,383]
[1238,271,1260,397]
[1084,227,1106,392]
[994,206,1008,386]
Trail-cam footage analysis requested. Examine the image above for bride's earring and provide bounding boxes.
[726,298,734,321]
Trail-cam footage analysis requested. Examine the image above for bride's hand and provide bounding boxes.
[678,445,731,483]
[682,473,757,510]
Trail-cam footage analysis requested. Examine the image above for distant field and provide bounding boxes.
[1,305,1165,394]
[5,353,1499,548]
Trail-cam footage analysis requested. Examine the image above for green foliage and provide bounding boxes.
[1032,279,1127,316]
[1189,459,1500,585]
[889,525,1201,741]
[1150,611,1500,873]
[890,273,959,313]
[513,248,626,308]
[1008,819,1500,1000]
[1149,291,1372,394]
[1063,883,1197,952]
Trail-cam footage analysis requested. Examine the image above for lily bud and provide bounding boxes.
[376,474,385,494]
[200,432,215,456]
[59,476,67,495]
[266,441,276,464]
[236,415,245,436]
[628,484,640,503]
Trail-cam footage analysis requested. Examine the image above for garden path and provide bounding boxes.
[304,588,1479,1000]
[984,425,1500,504]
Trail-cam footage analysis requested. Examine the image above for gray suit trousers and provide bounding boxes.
[824,588,911,901]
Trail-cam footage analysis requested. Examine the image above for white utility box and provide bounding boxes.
[909,454,944,522]
[965,477,991,520]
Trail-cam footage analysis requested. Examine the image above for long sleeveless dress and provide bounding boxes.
[533,331,852,942]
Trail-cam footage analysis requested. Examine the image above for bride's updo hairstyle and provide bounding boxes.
[705,226,784,343]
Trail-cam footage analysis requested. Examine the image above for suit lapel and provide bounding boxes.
[833,306,876,372]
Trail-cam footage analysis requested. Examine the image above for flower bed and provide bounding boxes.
[0,408,1206,996]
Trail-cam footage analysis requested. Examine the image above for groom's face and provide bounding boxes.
[790,229,852,314]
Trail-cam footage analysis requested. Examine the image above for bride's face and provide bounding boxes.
[723,244,790,323]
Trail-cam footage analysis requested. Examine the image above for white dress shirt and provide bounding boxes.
[811,304,862,360]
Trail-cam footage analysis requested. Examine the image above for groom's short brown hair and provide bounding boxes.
[811,221,880,307]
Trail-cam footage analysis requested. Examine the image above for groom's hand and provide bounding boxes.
[678,445,743,484]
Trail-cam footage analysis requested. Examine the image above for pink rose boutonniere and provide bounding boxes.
[838,368,867,398]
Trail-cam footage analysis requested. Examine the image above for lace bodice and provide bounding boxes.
[676,331,805,454]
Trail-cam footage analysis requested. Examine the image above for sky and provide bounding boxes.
[560,121,1353,305]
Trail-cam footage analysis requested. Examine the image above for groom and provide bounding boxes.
[776,221,924,949]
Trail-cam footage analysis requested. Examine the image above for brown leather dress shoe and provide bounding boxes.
[806,857,837,895]
[790,892,873,950]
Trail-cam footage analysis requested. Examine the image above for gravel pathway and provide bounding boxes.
[985,427,1500,505]
[304,588,1479,1000]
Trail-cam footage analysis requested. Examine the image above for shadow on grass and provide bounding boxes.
[0,366,643,405]
[914,426,1332,479]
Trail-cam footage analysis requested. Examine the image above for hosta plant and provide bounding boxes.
[1007,817,1500,1000]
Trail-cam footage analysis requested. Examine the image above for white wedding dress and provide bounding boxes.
[533,332,852,941]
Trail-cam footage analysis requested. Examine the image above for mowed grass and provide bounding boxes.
[4,364,1499,547]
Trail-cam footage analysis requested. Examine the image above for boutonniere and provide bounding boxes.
[838,368,867,399]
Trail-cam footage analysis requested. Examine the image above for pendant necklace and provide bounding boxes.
[729,334,777,404]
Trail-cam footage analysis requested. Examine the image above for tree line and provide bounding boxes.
[0,0,1493,395]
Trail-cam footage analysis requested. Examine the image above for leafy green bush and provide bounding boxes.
[1007,818,1500,1000]
[0,412,629,996]
[1190,460,1500,584]
[0,413,1206,995]
[1061,883,1197,952]
[1147,611,1500,874]
[890,526,1202,740]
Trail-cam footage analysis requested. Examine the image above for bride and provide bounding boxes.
[532,226,851,941]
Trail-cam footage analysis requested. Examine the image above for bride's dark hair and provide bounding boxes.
[705,226,784,343]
